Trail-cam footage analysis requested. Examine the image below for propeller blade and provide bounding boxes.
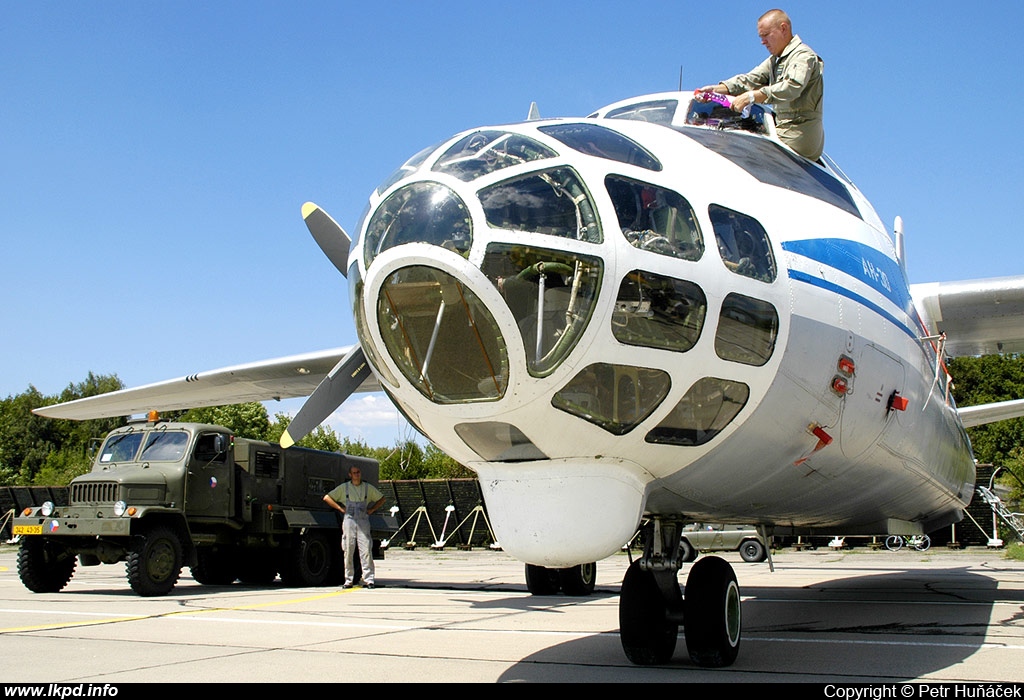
[302,201,352,277]
[280,345,371,448]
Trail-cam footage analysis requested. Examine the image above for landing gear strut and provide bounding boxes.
[618,519,742,667]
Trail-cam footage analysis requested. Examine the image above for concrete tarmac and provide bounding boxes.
[1,543,1023,684]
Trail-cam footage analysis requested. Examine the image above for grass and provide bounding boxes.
[1005,542,1024,561]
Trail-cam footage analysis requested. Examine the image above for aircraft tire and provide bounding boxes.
[126,525,183,597]
[525,563,560,595]
[738,539,766,563]
[683,556,741,667]
[17,537,77,593]
[619,560,680,665]
[558,562,596,596]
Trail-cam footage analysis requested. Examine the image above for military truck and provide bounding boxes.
[12,416,390,596]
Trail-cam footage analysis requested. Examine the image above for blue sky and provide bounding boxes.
[3,1,1022,448]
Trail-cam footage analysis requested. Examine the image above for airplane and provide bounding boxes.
[34,89,1024,668]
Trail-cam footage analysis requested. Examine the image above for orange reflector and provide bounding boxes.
[127,507,138,516]
[22,507,33,516]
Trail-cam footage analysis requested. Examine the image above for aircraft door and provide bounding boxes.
[185,432,235,520]
[839,345,905,461]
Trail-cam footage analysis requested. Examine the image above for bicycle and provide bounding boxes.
[884,534,931,551]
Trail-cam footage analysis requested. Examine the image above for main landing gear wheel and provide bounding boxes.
[525,563,561,595]
[683,556,741,667]
[619,560,681,665]
[558,562,596,596]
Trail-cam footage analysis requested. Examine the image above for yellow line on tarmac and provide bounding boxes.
[0,586,361,634]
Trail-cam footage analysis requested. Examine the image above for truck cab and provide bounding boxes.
[13,416,387,596]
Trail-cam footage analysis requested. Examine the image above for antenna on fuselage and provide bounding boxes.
[527,101,541,120]
[894,215,906,272]
[678,66,683,91]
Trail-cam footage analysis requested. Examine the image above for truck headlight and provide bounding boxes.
[40,501,55,517]
[113,500,128,517]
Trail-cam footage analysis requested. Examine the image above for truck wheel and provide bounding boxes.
[281,531,332,587]
[191,547,238,585]
[739,539,766,563]
[126,526,183,596]
[238,553,278,585]
[18,538,77,593]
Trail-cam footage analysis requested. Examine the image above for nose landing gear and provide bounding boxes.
[619,519,741,666]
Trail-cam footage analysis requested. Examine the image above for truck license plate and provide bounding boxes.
[13,525,43,535]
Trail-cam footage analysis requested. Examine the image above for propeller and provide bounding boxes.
[280,344,371,448]
[280,202,367,448]
[301,201,352,276]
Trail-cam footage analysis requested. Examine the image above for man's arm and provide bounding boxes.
[368,496,386,515]
[323,493,345,514]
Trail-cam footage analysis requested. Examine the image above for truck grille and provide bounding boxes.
[71,482,119,504]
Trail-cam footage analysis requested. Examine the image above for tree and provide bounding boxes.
[948,355,1024,464]
[0,373,126,485]
[179,403,271,440]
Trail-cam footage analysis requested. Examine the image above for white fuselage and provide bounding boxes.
[349,106,974,567]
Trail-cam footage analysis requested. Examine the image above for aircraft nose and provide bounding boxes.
[376,264,509,403]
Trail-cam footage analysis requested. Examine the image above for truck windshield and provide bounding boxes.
[99,432,145,463]
[139,431,190,461]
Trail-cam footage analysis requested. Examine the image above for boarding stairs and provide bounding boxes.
[976,485,1024,545]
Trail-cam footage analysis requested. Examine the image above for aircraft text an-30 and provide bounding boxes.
[34,90,1024,667]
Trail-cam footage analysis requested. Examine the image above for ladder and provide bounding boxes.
[976,485,1024,544]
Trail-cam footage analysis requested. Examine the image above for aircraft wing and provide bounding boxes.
[911,275,1024,428]
[958,398,1024,428]
[911,275,1024,356]
[33,346,381,420]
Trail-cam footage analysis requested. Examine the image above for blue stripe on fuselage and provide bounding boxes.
[781,238,912,312]
[782,238,927,341]
[787,270,921,342]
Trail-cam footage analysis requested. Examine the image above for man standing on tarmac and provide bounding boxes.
[697,8,824,161]
[323,465,386,589]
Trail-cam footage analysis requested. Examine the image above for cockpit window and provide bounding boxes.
[432,131,557,182]
[377,265,508,404]
[375,142,441,196]
[552,363,671,435]
[602,100,678,126]
[538,123,661,171]
[612,270,707,352]
[645,377,750,446]
[479,167,602,243]
[708,205,776,282]
[364,182,472,267]
[482,243,602,377]
[715,293,779,366]
[607,176,704,261]
[680,127,862,220]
